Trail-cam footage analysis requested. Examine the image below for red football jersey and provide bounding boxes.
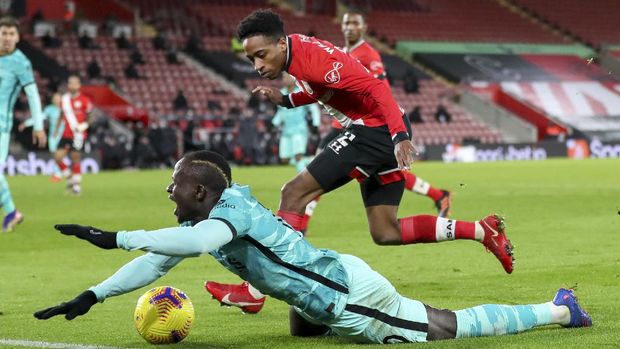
[284,34,407,140]
[348,40,388,86]
[332,39,390,129]
[61,92,93,139]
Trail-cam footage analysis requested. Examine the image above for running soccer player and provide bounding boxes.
[19,92,64,181]
[33,150,592,344]
[0,16,47,232]
[206,10,513,311]
[272,72,320,173]
[54,74,92,195]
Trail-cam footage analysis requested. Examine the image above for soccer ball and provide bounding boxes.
[134,286,195,344]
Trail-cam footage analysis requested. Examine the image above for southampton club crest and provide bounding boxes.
[324,62,343,84]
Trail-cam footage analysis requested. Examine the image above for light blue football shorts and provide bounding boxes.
[279,133,308,159]
[296,254,429,344]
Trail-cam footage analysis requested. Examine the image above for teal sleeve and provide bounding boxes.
[116,219,234,256]
[23,83,44,131]
[308,103,321,127]
[88,253,184,302]
[272,108,283,126]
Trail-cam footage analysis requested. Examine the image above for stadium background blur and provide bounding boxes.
[5,0,620,173]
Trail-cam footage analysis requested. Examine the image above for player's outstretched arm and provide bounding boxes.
[54,224,118,249]
[34,290,97,320]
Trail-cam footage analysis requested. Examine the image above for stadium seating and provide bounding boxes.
[392,80,502,145]
[345,0,563,45]
[513,0,620,47]
[26,33,245,119]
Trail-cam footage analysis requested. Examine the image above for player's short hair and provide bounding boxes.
[183,151,232,192]
[0,16,19,32]
[344,9,366,23]
[236,9,285,42]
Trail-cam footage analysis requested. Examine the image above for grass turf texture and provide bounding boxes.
[0,158,618,348]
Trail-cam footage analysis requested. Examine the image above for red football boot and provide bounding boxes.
[479,214,514,274]
[204,281,265,314]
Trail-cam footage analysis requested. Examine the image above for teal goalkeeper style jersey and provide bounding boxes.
[0,49,36,133]
[207,184,349,321]
[92,184,349,322]
[272,87,320,136]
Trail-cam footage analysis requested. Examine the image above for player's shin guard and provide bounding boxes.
[455,303,552,338]
[403,172,444,201]
[276,210,305,231]
[399,215,478,244]
[0,173,16,214]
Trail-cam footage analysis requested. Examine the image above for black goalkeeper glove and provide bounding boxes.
[34,290,98,320]
[54,224,118,249]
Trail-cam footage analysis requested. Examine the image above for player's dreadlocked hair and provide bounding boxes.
[183,151,232,193]
[236,9,285,42]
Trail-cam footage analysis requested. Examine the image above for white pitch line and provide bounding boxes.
[0,339,138,349]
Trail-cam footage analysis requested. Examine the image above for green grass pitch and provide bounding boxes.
[0,158,618,348]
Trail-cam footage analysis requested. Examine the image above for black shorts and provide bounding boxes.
[318,127,344,151]
[307,116,412,207]
[58,138,83,152]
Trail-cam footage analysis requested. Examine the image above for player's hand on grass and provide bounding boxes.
[252,86,283,105]
[33,130,47,148]
[54,224,118,250]
[394,140,418,170]
[34,290,97,320]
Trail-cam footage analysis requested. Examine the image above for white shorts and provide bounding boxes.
[297,254,429,344]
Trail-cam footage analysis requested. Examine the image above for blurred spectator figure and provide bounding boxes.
[100,134,126,169]
[130,48,145,64]
[148,117,178,167]
[408,105,424,124]
[153,32,168,50]
[78,32,96,49]
[132,133,159,168]
[166,48,179,64]
[64,0,76,22]
[86,59,101,79]
[404,71,419,94]
[247,92,275,115]
[61,0,76,31]
[124,62,141,79]
[435,104,452,124]
[207,100,222,112]
[42,31,61,48]
[32,9,44,25]
[173,90,188,111]
[185,33,201,55]
[237,109,258,164]
[116,32,131,49]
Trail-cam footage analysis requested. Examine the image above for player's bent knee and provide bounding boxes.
[289,307,330,337]
[369,229,401,245]
[425,305,457,341]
